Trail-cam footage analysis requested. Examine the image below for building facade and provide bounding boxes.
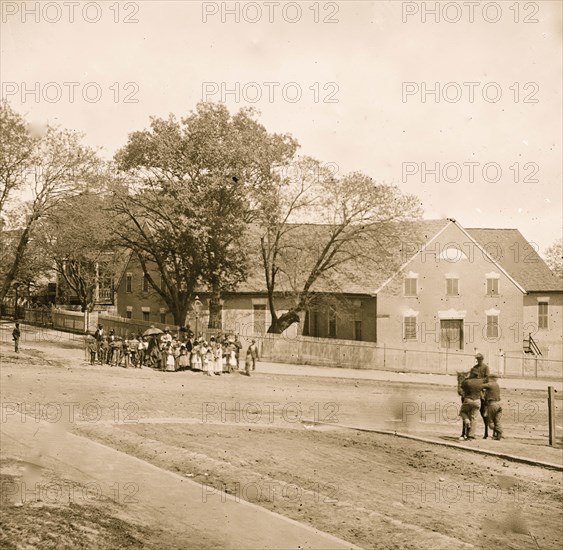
[114,219,561,359]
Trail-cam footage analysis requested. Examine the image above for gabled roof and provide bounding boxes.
[115,220,560,296]
[237,219,451,295]
[467,229,562,292]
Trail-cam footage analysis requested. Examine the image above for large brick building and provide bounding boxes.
[114,219,562,360]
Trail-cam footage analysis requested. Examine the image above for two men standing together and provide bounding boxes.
[460,353,503,441]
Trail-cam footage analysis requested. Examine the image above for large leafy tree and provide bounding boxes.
[113,102,297,327]
[0,100,35,217]
[38,191,118,313]
[0,111,102,305]
[257,158,423,333]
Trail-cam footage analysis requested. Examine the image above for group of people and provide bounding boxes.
[87,325,260,376]
[458,353,503,441]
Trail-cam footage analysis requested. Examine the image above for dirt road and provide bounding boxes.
[1,327,562,549]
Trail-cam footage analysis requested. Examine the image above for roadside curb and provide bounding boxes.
[303,420,563,472]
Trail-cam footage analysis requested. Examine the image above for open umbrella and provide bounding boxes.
[143,327,163,337]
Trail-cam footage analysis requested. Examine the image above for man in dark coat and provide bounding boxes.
[12,323,20,353]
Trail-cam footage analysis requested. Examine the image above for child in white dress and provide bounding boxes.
[166,346,176,372]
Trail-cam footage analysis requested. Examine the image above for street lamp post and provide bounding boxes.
[193,296,203,340]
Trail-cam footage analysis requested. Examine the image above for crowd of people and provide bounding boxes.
[457,353,503,441]
[86,325,260,376]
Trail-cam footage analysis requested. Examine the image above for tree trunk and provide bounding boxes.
[268,309,301,334]
[208,286,222,330]
[0,220,33,304]
[171,299,190,327]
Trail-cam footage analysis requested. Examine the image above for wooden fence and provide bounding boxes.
[2,306,561,379]
[255,333,563,379]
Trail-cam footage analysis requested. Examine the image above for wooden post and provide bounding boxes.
[534,355,538,378]
[548,386,556,446]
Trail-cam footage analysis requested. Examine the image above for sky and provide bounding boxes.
[1,0,561,252]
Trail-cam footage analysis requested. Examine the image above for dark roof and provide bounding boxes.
[115,220,560,296]
[466,228,562,292]
[237,219,450,294]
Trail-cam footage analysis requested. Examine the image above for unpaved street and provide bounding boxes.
[1,326,562,549]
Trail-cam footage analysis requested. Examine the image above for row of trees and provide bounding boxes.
[2,100,559,333]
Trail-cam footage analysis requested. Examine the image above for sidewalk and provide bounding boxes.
[1,322,561,392]
[1,414,358,550]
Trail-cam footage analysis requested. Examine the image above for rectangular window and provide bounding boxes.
[354,320,362,341]
[126,310,132,319]
[446,278,459,296]
[404,277,417,296]
[160,313,166,324]
[328,307,337,338]
[142,273,149,292]
[403,317,417,341]
[486,315,499,339]
[487,278,499,295]
[142,311,150,322]
[126,273,132,293]
[538,302,548,329]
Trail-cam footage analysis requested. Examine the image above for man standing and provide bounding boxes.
[470,352,490,438]
[470,353,490,379]
[87,333,97,365]
[233,335,242,370]
[483,374,503,440]
[248,339,259,371]
[460,371,485,440]
[94,324,105,363]
[12,323,20,353]
[106,329,116,365]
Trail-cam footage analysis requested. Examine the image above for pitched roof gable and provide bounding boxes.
[237,219,451,295]
[466,228,562,292]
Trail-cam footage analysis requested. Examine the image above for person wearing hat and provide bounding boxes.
[161,327,172,345]
[159,327,173,371]
[470,352,490,438]
[482,374,503,440]
[94,324,105,363]
[459,370,486,440]
[12,322,20,353]
[86,332,97,365]
[470,353,490,380]
[106,329,116,365]
[248,339,259,371]
[233,335,242,370]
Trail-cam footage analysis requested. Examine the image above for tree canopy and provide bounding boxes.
[257,157,423,333]
[113,102,298,326]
